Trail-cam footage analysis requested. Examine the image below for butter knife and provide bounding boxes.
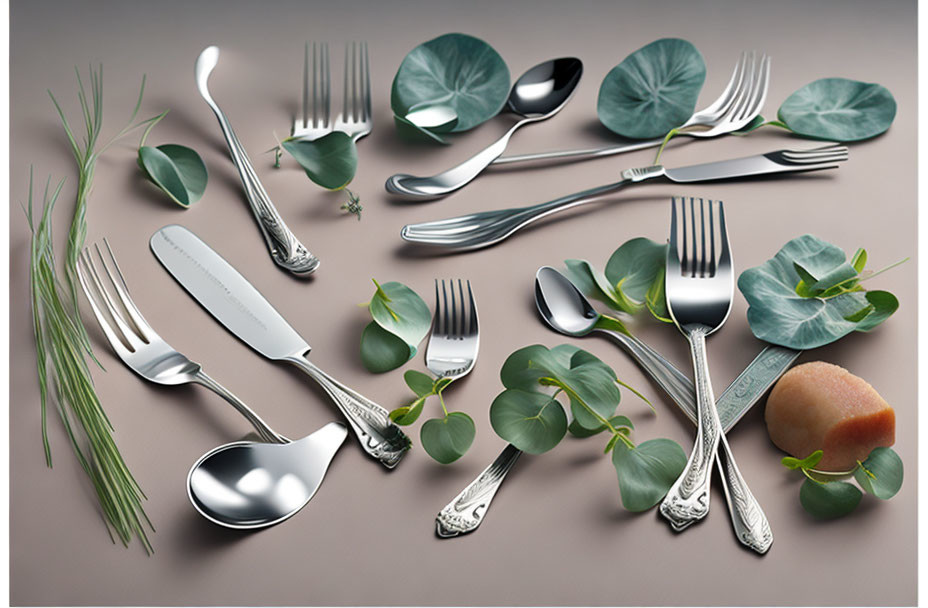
[150,224,410,468]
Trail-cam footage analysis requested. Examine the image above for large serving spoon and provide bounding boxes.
[385,57,583,200]
[188,422,347,529]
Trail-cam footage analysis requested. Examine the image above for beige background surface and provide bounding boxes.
[8,0,917,605]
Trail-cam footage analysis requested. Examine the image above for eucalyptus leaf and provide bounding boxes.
[499,344,579,392]
[405,369,435,397]
[854,447,903,499]
[799,478,862,519]
[360,321,412,373]
[569,414,633,438]
[369,281,431,349]
[612,438,687,511]
[778,78,897,142]
[391,33,511,134]
[393,113,449,144]
[597,38,706,139]
[738,234,898,349]
[282,131,358,190]
[564,259,622,309]
[421,412,476,464]
[604,238,668,311]
[490,389,568,454]
[138,144,207,208]
[390,395,427,425]
[782,450,823,471]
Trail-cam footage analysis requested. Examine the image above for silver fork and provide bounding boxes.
[426,279,479,381]
[76,240,287,445]
[659,198,771,551]
[333,42,373,142]
[292,42,332,141]
[493,51,770,166]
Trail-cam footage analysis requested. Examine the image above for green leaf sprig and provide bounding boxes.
[359,280,431,373]
[489,344,686,511]
[738,234,905,349]
[136,111,208,208]
[563,237,672,323]
[26,172,153,553]
[279,131,358,190]
[390,370,475,464]
[782,447,903,519]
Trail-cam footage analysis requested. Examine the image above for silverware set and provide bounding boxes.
[78,42,847,547]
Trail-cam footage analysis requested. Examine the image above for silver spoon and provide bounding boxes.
[188,421,347,530]
[385,57,583,200]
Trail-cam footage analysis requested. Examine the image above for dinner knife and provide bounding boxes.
[150,224,410,469]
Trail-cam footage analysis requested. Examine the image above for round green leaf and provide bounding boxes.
[390,395,427,426]
[569,414,633,438]
[597,38,706,139]
[281,132,358,190]
[564,259,623,310]
[490,389,567,454]
[138,144,208,208]
[392,113,450,144]
[604,237,668,310]
[854,447,903,499]
[404,370,436,397]
[612,438,687,512]
[369,281,431,350]
[499,344,578,392]
[799,479,862,519]
[738,234,897,349]
[391,33,511,133]
[421,412,476,464]
[777,78,897,142]
[360,321,412,373]
[856,291,899,332]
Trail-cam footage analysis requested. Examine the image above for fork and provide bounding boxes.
[292,42,332,141]
[659,198,771,550]
[76,240,288,445]
[426,279,479,381]
[293,42,372,142]
[492,51,770,166]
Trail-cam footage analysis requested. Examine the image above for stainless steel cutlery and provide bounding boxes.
[659,198,771,551]
[401,144,849,251]
[195,46,319,276]
[493,51,770,166]
[426,279,479,382]
[150,224,410,468]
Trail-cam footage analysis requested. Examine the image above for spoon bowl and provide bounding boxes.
[385,57,583,200]
[534,266,600,336]
[188,422,347,529]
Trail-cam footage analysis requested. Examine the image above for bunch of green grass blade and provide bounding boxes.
[27,65,163,552]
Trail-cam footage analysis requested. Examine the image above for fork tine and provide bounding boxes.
[82,247,145,351]
[363,42,372,121]
[351,41,359,121]
[302,43,309,128]
[708,201,717,277]
[698,199,707,277]
[450,278,459,338]
[466,280,478,335]
[668,198,682,275]
[717,201,732,271]
[323,42,331,127]
[77,251,134,358]
[343,43,349,123]
[747,54,771,120]
[441,279,450,336]
[312,42,319,128]
[99,239,158,344]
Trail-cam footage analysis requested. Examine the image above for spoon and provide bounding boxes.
[385,57,583,200]
[195,46,319,275]
[188,422,347,529]
[405,105,459,132]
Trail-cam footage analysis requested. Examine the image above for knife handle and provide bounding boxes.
[287,354,410,468]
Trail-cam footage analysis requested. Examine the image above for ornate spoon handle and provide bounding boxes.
[436,444,522,537]
[287,355,410,468]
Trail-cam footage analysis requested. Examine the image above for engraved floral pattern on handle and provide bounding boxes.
[436,444,521,537]
[719,446,773,553]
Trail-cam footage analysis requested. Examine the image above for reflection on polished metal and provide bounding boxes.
[195,46,319,275]
[425,279,479,381]
[385,57,583,199]
[492,52,770,167]
[150,225,411,468]
[405,105,458,131]
[436,267,794,546]
[659,199,772,553]
[400,144,848,251]
[189,422,348,529]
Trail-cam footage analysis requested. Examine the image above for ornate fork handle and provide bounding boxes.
[436,444,522,537]
[660,327,723,530]
[206,106,319,275]
[287,355,410,468]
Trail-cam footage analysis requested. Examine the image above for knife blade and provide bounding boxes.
[150,224,410,468]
